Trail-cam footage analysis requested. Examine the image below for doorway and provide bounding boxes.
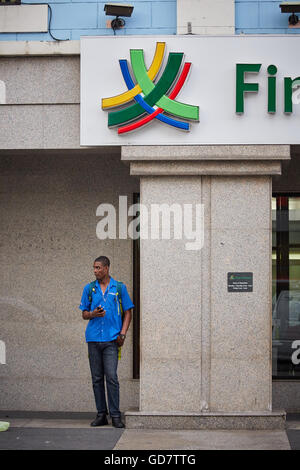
[272,194,300,378]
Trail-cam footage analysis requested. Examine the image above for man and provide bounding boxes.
[79,256,134,428]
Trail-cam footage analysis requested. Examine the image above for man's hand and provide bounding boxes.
[82,307,106,320]
[116,334,126,347]
[91,307,106,318]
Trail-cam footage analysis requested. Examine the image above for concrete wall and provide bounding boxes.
[0,56,141,413]
[0,0,176,41]
[0,149,140,412]
[0,56,80,149]
[177,0,235,35]
[0,5,48,34]
[235,0,300,34]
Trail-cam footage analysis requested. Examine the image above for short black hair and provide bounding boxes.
[94,256,110,267]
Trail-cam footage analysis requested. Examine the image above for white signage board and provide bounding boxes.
[80,35,300,146]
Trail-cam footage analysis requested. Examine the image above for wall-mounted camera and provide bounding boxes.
[280,2,300,26]
[104,3,134,32]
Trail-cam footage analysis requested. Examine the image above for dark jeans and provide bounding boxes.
[87,341,121,418]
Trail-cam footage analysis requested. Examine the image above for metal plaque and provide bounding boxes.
[228,272,253,292]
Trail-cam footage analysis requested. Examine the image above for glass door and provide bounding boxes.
[272,195,300,379]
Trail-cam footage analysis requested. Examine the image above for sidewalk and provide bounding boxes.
[0,412,299,450]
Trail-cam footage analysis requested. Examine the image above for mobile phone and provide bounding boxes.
[97,305,104,311]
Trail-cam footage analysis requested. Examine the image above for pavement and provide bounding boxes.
[0,411,299,451]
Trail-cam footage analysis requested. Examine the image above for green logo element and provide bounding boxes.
[102,42,199,134]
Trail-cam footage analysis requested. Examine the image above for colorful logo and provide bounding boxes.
[102,42,199,134]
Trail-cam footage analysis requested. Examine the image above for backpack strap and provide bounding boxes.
[116,281,124,318]
[116,281,123,360]
[88,280,97,309]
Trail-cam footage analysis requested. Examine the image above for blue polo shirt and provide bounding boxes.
[79,277,134,342]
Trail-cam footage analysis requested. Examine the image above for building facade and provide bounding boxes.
[0,0,300,426]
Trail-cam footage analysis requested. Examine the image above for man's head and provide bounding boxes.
[93,256,110,281]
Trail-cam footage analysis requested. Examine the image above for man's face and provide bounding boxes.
[93,262,108,280]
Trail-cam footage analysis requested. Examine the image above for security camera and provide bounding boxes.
[279,2,300,13]
[104,3,134,18]
[289,12,299,24]
[280,2,300,24]
[104,3,134,32]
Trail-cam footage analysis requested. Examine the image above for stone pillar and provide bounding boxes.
[122,145,290,430]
